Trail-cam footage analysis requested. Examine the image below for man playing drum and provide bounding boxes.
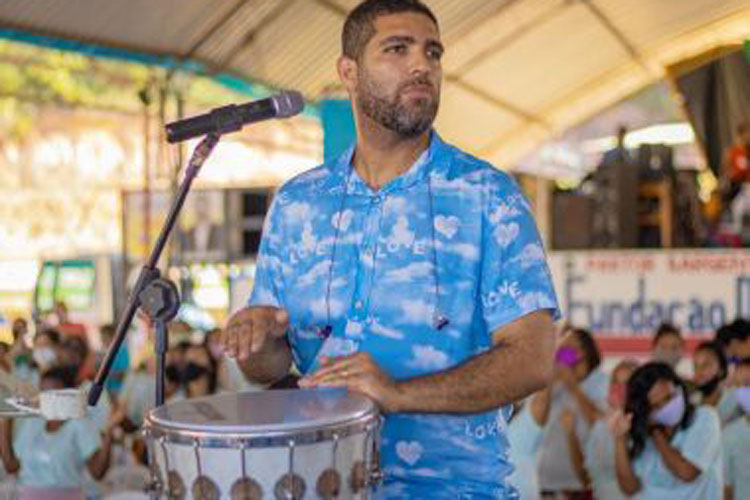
[222,0,559,497]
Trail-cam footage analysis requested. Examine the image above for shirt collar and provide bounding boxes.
[327,130,451,195]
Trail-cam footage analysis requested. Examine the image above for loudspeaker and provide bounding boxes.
[552,192,594,249]
[591,163,639,248]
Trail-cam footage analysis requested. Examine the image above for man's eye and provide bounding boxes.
[385,45,406,54]
[427,48,443,60]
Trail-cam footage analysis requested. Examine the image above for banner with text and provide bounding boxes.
[547,249,750,354]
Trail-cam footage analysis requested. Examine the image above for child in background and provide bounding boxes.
[691,341,728,408]
[722,359,750,500]
[651,323,685,370]
[609,362,722,499]
[538,329,607,498]
[507,387,552,499]
[571,360,638,500]
[0,366,113,500]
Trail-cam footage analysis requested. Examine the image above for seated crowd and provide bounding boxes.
[0,308,749,499]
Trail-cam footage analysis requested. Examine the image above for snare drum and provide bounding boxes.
[143,388,381,499]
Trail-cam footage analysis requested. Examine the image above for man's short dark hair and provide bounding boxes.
[342,0,439,61]
[652,322,682,345]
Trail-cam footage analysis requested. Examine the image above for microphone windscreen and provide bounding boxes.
[273,90,305,118]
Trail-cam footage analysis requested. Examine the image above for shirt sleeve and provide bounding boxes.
[680,407,721,473]
[248,192,286,308]
[73,420,101,463]
[480,170,560,332]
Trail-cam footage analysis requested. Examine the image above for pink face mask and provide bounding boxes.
[555,346,581,367]
[608,383,626,409]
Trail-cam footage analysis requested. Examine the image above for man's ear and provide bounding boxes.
[337,55,358,93]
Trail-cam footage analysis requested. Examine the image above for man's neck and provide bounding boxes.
[353,121,431,191]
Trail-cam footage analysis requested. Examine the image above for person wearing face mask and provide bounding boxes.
[507,386,552,500]
[30,328,61,386]
[0,366,114,500]
[538,328,608,499]
[721,359,750,500]
[715,320,750,425]
[565,359,638,500]
[95,323,129,398]
[691,341,728,407]
[651,323,685,371]
[609,362,722,499]
[183,344,218,398]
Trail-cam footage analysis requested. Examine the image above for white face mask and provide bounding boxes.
[650,390,686,427]
[32,347,57,368]
[735,387,750,414]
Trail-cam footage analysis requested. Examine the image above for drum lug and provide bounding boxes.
[144,476,162,498]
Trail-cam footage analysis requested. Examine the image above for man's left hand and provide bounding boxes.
[299,352,402,413]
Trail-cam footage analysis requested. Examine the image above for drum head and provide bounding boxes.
[147,388,377,436]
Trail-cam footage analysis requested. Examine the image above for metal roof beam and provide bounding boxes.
[217,0,300,71]
[446,76,551,129]
[180,0,251,61]
[578,0,651,73]
[450,0,571,76]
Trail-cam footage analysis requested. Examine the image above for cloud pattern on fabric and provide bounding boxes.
[248,134,559,498]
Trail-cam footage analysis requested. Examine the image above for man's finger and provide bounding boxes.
[307,357,355,381]
[272,309,290,336]
[249,326,268,355]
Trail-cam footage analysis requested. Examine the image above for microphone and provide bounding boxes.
[165,90,304,143]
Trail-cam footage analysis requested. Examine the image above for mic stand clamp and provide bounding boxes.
[138,277,180,406]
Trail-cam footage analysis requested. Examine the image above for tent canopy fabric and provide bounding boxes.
[1,0,749,167]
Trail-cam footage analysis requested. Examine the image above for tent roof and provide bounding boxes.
[1,0,749,166]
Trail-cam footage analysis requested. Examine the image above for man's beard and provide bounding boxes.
[356,70,439,138]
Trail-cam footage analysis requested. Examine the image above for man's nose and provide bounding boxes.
[408,49,434,76]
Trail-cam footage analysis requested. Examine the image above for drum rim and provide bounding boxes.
[144,389,379,434]
[143,412,381,448]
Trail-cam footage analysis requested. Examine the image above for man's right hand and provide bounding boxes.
[221,306,290,361]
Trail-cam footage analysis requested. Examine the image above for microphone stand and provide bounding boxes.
[88,133,221,408]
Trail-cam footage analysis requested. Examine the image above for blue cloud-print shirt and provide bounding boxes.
[249,132,559,499]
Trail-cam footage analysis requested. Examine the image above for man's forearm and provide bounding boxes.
[237,337,292,384]
[391,328,554,413]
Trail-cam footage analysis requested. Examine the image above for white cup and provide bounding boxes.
[8,388,87,420]
[39,388,87,420]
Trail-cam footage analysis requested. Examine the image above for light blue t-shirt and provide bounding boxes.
[632,406,722,500]
[14,418,100,487]
[249,132,559,498]
[507,405,544,500]
[537,368,609,491]
[717,388,741,425]
[722,416,750,500]
[584,418,630,500]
